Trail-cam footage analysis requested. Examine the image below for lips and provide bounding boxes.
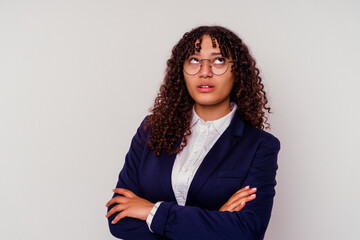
[197,83,214,92]
[197,82,214,88]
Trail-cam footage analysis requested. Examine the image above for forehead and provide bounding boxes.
[194,35,219,52]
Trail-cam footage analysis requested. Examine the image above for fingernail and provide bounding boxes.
[252,187,257,191]
[245,186,250,189]
[251,194,256,198]
[111,220,115,224]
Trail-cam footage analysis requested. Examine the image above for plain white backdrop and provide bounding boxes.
[1,0,360,239]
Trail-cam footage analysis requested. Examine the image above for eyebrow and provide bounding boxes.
[192,52,223,57]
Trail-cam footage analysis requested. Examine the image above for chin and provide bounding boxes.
[193,98,216,106]
[194,99,227,107]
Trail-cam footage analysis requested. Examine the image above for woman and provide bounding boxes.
[106,26,280,240]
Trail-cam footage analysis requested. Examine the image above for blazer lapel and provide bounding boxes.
[186,114,245,205]
[156,138,182,202]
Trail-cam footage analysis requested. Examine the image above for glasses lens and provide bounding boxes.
[183,57,230,75]
[211,57,229,75]
[184,57,201,75]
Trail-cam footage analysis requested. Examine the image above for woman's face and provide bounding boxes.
[183,35,234,110]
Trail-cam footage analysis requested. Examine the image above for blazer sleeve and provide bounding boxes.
[107,118,168,240]
[150,135,280,240]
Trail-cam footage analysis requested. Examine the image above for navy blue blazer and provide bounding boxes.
[108,113,280,240]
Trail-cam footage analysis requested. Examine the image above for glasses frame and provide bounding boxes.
[183,56,235,76]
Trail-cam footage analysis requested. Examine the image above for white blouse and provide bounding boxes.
[146,103,238,230]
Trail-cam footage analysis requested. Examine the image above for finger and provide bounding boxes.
[106,203,127,218]
[225,197,248,212]
[234,201,246,211]
[233,193,256,205]
[222,199,244,212]
[234,185,250,194]
[227,194,256,212]
[106,196,127,207]
[112,210,127,224]
[219,187,257,212]
[228,187,256,203]
[233,187,257,197]
[113,188,136,198]
[221,195,246,212]
[225,189,256,208]
[228,186,250,200]
[226,187,257,206]
[231,194,256,211]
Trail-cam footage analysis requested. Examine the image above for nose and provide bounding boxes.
[199,60,213,77]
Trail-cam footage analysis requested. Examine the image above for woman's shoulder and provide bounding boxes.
[242,121,280,149]
[138,115,150,129]
[132,115,151,145]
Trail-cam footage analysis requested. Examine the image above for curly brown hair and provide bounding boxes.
[145,26,271,156]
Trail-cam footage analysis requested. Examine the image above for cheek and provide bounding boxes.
[184,78,195,94]
[228,81,235,93]
[222,77,235,94]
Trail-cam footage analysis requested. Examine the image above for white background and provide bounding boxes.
[1,0,359,239]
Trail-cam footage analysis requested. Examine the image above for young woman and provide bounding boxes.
[106,26,280,240]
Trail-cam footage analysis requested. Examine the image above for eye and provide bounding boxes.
[213,57,226,65]
[189,57,200,64]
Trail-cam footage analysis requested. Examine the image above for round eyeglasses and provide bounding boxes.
[183,56,234,76]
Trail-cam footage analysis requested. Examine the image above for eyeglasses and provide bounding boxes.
[183,56,234,76]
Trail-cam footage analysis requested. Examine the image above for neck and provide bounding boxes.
[194,100,231,122]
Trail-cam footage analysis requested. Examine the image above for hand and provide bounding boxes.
[105,188,155,224]
[219,186,257,212]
